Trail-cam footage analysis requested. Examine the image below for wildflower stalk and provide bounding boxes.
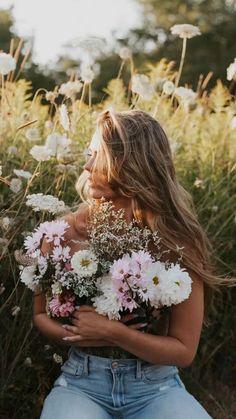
[175,37,187,88]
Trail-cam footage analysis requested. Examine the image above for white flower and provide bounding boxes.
[26,193,66,214]
[141,261,166,307]
[193,178,205,189]
[174,86,197,102]
[92,274,122,320]
[170,24,201,39]
[7,145,17,155]
[10,178,22,193]
[53,353,63,364]
[80,66,95,84]
[26,128,40,142]
[59,105,70,131]
[45,91,58,102]
[162,80,175,95]
[131,74,155,100]
[1,217,13,230]
[24,357,32,367]
[13,169,32,180]
[227,58,236,81]
[71,250,98,278]
[11,305,21,316]
[230,116,236,129]
[20,265,39,291]
[212,205,218,212]
[51,281,62,295]
[119,47,132,60]
[45,132,71,158]
[59,81,82,98]
[0,283,5,295]
[44,120,53,130]
[0,165,2,176]
[158,263,192,306]
[30,145,52,161]
[52,245,70,262]
[0,52,16,75]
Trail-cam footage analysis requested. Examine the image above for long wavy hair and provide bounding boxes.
[76,109,230,307]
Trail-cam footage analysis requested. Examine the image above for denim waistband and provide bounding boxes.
[69,347,178,380]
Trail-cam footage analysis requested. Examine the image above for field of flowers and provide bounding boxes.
[0,25,236,418]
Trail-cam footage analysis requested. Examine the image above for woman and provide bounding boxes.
[35,109,215,418]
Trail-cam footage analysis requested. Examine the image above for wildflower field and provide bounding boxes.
[0,27,236,419]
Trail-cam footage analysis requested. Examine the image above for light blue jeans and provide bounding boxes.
[40,347,212,418]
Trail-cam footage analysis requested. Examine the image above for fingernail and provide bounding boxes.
[62,337,69,340]
[140,323,148,327]
[62,325,68,328]
[75,305,80,310]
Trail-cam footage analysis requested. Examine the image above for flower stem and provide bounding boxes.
[175,37,187,88]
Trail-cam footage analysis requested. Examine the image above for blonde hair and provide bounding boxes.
[76,109,232,306]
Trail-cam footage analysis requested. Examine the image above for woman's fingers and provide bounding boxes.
[62,324,78,334]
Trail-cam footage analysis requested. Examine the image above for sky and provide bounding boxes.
[1,0,142,66]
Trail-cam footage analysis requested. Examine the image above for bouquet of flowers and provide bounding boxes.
[15,201,192,323]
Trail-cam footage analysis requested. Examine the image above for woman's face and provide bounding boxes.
[83,130,118,200]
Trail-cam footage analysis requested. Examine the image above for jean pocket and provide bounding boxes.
[61,358,84,377]
[141,365,178,386]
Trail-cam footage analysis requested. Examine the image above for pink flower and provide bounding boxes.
[49,293,75,317]
[110,254,132,280]
[38,220,69,246]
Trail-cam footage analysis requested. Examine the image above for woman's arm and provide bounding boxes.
[33,293,116,347]
[107,271,204,366]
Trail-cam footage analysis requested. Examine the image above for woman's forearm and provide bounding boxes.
[108,322,194,367]
[33,313,115,347]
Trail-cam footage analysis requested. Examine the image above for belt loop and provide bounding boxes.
[136,359,142,379]
[83,354,89,376]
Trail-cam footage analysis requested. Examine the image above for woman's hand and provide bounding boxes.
[62,305,148,344]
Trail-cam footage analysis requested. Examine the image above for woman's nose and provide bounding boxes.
[83,157,94,172]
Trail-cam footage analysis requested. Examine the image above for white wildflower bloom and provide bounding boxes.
[55,164,77,174]
[119,47,132,60]
[45,133,71,158]
[10,178,22,193]
[51,281,62,295]
[24,357,32,367]
[44,120,53,130]
[71,250,98,278]
[1,216,13,230]
[13,169,32,180]
[30,145,52,162]
[174,86,197,102]
[26,193,66,214]
[7,145,17,155]
[80,66,95,84]
[20,265,39,291]
[0,52,16,75]
[26,128,40,142]
[230,116,236,129]
[59,104,70,131]
[52,245,70,262]
[59,81,82,98]
[170,24,201,39]
[131,74,155,100]
[193,178,205,189]
[45,91,58,102]
[0,165,2,176]
[44,344,51,351]
[158,263,192,306]
[226,58,236,81]
[212,205,218,212]
[53,353,63,364]
[92,275,122,320]
[11,305,21,316]
[162,80,175,95]
[0,283,5,295]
